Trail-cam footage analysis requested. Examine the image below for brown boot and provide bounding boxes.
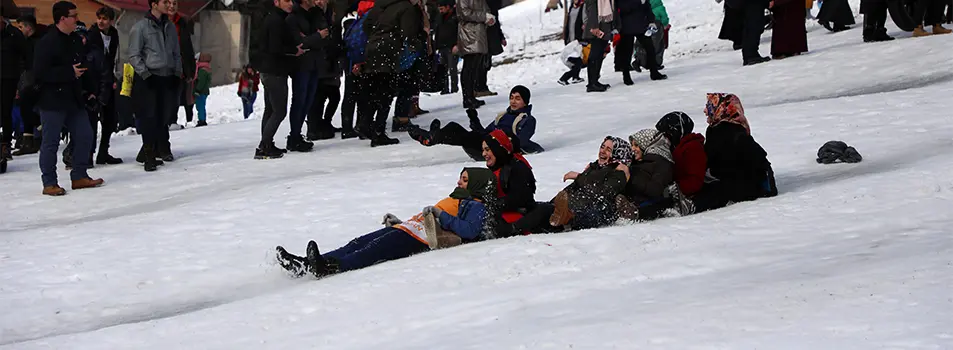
[615,195,640,222]
[933,24,952,34]
[913,25,932,37]
[71,177,105,190]
[43,185,67,196]
[549,190,574,227]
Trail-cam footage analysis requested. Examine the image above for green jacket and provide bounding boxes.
[194,68,211,95]
[650,0,669,27]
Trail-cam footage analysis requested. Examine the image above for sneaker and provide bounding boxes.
[913,25,931,37]
[254,146,284,159]
[557,79,569,86]
[270,141,288,154]
[569,77,585,84]
[933,24,952,34]
[287,135,314,152]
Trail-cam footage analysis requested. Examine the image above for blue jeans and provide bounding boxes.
[195,94,208,122]
[289,71,319,137]
[242,92,257,119]
[324,227,429,272]
[39,108,92,186]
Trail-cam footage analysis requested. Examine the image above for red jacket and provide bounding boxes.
[673,133,707,196]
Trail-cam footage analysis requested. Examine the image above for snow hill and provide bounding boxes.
[1,0,951,348]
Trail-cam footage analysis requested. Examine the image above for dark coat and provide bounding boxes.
[563,5,584,44]
[33,28,87,112]
[566,162,629,228]
[172,15,196,80]
[314,5,343,79]
[494,159,537,213]
[286,4,328,72]
[363,0,423,75]
[1,22,29,80]
[582,0,614,40]
[625,153,674,204]
[486,0,504,56]
[704,122,776,202]
[86,25,120,103]
[616,0,656,36]
[256,7,301,76]
[434,11,459,49]
[673,133,707,196]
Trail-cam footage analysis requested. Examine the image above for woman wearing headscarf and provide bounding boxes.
[276,167,499,278]
[550,136,633,230]
[689,93,776,213]
[616,128,675,220]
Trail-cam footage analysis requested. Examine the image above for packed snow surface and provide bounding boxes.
[1,0,951,348]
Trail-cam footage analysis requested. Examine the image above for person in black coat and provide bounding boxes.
[618,129,674,220]
[309,0,346,141]
[614,0,666,84]
[434,0,459,94]
[731,0,770,65]
[11,15,44,157]
[85,7,122,164]
[254,0,306,159]
[169,1,196,126]
[33,1,104,194]
[1,13,29,161]
[285,0,326,149]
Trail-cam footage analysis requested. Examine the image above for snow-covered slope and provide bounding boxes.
[1,0,951,348]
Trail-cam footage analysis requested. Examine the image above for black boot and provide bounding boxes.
[587,83,608,92]
[136,145,164,165]
[287,134,314,152]
[650,70,668,81]
[371,132,400,147]
[622,71,634,86]
[306,240,331,278]
[143,145,159,172]
[276,246,309,278]
[12,135,38,156]
[875,12,894,41]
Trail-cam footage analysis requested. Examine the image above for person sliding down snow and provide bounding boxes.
[275,168,499,278]
[615,129,675,221]
[654,111,707,215]
[409,85,544,160]
[549,136,633,231]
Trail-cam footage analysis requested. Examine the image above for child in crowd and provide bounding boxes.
[193,53,212,127]
[237,64,259,120]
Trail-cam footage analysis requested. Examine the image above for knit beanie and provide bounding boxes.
[510,85,531,104]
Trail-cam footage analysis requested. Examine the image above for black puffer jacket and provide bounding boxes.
[363,0,423,75]
[625,154,674,204]
[705,122,777,202]
[1,22,29,80]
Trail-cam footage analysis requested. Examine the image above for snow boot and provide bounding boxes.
[666,184,695,216]
[549,190,574,227]
[423,212,463,249]
[96,153,124,165]
[276,246,309,278]
[137,145,164,166]
[933,24,952,34]
[42,185,67,196]
[306,240,332,278]
[622,71,634,86]
[650,70,668,81]
[72,177,105,190]
[371,132,400,147]
[586,83,608,92]
[429,119,442,143]
[142,145,160,172]
[913,25,932,37]
[287,135,314,152]
[12,135,38,156]
[196,120,208,127]
[615,194,640,222]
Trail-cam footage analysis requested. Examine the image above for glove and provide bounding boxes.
[422,206,444,217]
[382,213,402,226]
[467,109,484,131]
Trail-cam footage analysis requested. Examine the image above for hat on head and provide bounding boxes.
[510,85,531,104]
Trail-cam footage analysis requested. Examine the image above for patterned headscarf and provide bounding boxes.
[655,111,695,144]
[705,93,750,134]
[629,129,674,164]
[604,136,634,166]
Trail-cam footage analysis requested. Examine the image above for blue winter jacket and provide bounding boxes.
[437,199,487,241]
[484,105,545,154]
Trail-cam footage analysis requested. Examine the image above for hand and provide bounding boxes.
[616,164,631,180]
[382,213,403,226]
[295,44,306,56]
[113,82,118,89]
[563,171,580,182]
[486,14,496,26]
[502,38,507,47]
[590,28,604,39]
[452,45,459,55]
[351,64,362,75]
[422,206,444,217]
[73,63,87,78]
[319,29,329,38]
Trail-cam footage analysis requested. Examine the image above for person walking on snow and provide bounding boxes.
[237,64,259,120]
[276,167,499,277]
[33,1,105,195]
[456,0,494,108]
[192,52,211,127]
[613,0,667,85]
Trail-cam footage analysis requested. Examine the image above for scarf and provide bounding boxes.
[604,136,634,166]
[194,60,210,81]
[629,129,674,164]
[705,93,750,134]
[598,0,615,23]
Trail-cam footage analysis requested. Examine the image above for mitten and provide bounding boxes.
[422,206,444,217]
[382,213,402,226]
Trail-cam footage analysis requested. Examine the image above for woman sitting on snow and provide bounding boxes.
[616,129,675,221]
[276,168,499,278]
[549,136,633,230]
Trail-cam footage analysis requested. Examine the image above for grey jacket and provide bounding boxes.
[456,0,489,55]
[582,0,615,41]
[127,13,183,79]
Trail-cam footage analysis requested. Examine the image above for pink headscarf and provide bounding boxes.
[705,93,751,134]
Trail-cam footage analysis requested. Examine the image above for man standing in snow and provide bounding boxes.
[169,0,198,128]
[254,0,305,159]
[33,1,105,195]
[285,0,324,150]
[128,0,183,171]
[86,7,123,165]
[734,0,770,65]
[456,0,494,108]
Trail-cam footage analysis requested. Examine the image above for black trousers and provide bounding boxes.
[357,72,395,135]
[560,58,583,81]
[18,86,41,137]
[1,79,17,145]
[461,54,483,102]
[587,39,608,84]
[615,34,659,71]
[341,74,359,132]
[435,121,484,160]
[96,86,118,155]
[309,78,342,133]
[260,73,289,147]
[742,2,768,60]
[395,64,420,118]
[134,75,176,151]
[915,0,946,25]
